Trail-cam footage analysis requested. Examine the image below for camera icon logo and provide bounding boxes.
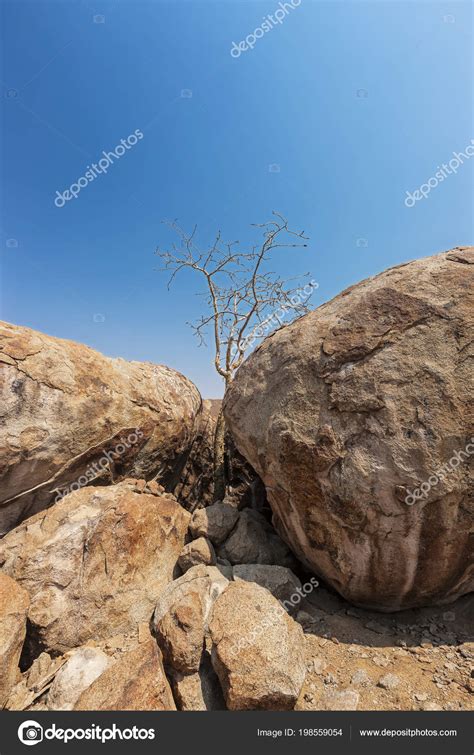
[18,720,44,746]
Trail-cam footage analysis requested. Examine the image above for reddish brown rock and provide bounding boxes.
[74,637,176,710]
[0,321,201,534]
[0,572,30,707]
[0,484,190,653]
[224,248,474,610]
[209,581,306,710]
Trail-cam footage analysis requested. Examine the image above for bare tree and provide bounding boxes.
[156,211,316,500]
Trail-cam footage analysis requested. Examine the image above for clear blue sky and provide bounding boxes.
[1,0,472,397]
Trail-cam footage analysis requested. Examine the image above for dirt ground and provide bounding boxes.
[295,581,473,711]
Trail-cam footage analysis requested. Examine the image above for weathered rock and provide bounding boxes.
[209,581,306,710]
[168,655,226,711]
[233,565,303,612]
[5,652,66,711]
[224,247,474,610]
[178,537,216,573]
[190,502,239,545]
[0,484,190,652]
[217,510,295,567]
[0,320,201,534]
[74,637,176,710]
[351,669,371,686]
[47,647,110,710]
[0,573,30,707]
[153,565,229,674]
[378,673,401,690]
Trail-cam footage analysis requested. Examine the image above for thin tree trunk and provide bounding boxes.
[213,406,226,502]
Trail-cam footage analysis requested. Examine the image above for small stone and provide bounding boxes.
[414,692,428,702]
[351,669,371,686]
[178,537,216,573]
[443,661,457,673]
[442,611,455,622]
[372,654,391,668]
[422,701,443,711]
[324,673,337,685]
[307,658,326,674]
[296,611,321,631]
[378,673,400,690]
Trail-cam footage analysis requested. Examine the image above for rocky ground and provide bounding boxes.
[296,582,473,711]
[1,479,472,712]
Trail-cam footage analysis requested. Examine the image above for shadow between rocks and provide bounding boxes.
[295,571,473,650]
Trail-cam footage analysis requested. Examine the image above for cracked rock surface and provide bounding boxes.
[224,247,474,610]
[0,483,190,653]
[0,320,201,535]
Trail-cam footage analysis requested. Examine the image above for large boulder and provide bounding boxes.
[224,247,474,610]
[0,483,190,652]
[0,572,30,707]
[74,637,176,710]
[0,321,201,534]
[209,581,306,710]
